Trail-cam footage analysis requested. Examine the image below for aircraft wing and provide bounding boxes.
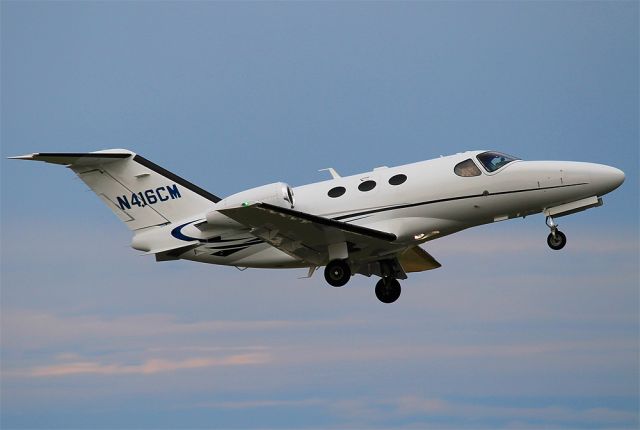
[218,203,402,266]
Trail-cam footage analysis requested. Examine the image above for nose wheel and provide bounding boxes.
[547,231,567,250]
[545,216,567,250]
[375,278,401,303]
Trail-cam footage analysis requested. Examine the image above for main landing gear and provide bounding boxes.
[324,259,402,304]
[324,259,351,287]
[545,215,567,250]
[375,278,401,304]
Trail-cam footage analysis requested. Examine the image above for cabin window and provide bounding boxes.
[388,174,407,185]
[327,186,346,198]
[476,151,519,172]
[454,159,481,177]
[358,180,376,192]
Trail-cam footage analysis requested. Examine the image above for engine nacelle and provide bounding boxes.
[205,182,295,229]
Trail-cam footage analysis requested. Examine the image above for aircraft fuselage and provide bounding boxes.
[168,151,624,268]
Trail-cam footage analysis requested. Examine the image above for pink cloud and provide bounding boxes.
[26,352,270,377]
[2,310,364,351]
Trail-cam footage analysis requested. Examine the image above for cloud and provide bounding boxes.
[193,395,638,427]
[273,339,637,366]
[2,224,636,426]
[24,352,270,377]
[390,395,638,426]
[4,309,636,377]
[197,399,325,409]
[1,310,363,351]
[394,396,450,414]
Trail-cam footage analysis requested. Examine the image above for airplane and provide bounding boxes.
[10,150,624,303]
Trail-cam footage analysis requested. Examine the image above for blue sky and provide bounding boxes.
[1,1,638,429]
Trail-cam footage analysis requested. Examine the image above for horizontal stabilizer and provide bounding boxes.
[8,150,133,166]
[153,244,201,262]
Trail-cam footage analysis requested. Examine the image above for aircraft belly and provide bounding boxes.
[458,186,592,222]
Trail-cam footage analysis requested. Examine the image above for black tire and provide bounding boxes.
[324,259,351,287]
[375,278,401,304]
[547,230,567,250]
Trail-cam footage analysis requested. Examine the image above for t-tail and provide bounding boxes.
[9,149,221,231]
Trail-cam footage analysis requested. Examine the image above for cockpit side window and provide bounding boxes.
[454,159,482,177]
[476,151,519,172]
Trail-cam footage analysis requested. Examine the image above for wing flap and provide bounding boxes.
[398,246,442,273]
[218,203,398,266]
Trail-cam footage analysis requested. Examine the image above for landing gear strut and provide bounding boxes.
[324,259,351,287]
[545,216,567,250]
[375,278,401,304]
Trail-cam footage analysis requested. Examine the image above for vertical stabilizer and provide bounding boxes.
[10,149,221,231]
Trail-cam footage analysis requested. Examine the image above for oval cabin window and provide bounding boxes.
[388,174,407,185]
[327,186,346,198]
[358,180,376,192]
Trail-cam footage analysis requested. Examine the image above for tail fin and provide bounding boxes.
[10,149,221,231]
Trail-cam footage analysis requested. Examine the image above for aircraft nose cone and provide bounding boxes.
[591,164,625,195]
[610,167,625,188]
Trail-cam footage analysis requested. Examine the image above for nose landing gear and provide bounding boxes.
[545,216,567,250]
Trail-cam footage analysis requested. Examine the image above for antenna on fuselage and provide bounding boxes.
[319,168,341,179]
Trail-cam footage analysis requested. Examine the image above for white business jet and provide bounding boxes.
[11,150,624,303]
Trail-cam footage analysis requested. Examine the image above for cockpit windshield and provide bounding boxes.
[476,151,520,172]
